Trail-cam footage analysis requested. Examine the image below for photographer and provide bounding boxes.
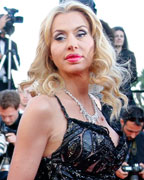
[0,89,21,180]
[0,15,9,31]
[0,13,20,90]
[116,105,144,180]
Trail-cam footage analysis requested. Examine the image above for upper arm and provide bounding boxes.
[8,96,53,180]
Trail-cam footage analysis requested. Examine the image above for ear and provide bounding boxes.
[18,104,21,110]
[120,118,124,127]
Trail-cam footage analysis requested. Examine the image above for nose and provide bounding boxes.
[130,132,137,139]
[4,117,11,125]
[23,92,28,98]
[67,34,78,51]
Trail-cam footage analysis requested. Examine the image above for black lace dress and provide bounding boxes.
[35,96,127,180]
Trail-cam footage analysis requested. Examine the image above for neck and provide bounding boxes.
[115,46,122,55]
[61,70,89,88]
[19,104,26,111]
[65,85,89,100]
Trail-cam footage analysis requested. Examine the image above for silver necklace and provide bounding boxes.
[64,89,99,124]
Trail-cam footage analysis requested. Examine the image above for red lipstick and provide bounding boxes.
[65,54,82,63]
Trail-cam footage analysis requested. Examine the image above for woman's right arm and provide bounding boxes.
[7,95,53,180]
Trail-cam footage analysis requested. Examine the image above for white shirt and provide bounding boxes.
[0,39,5,55]
[0,39,6,81]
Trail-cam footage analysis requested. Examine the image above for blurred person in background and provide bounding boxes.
[113,26,137,106]
[0,15,20,91]
[0,15,9,31]
[0,89,21,180]
[17,85,33,114]
[116,105,144,180]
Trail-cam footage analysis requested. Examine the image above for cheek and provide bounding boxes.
[50,48,62,70]
[50,45,58,63]
[50,43,61,60]
[126,131,130,136]
[123,127,129,136]
[125,130,132,137]
[87,40,94,58]
[114,38,117,42]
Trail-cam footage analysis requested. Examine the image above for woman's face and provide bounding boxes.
[113,30,124,48]
[50,11,94,76]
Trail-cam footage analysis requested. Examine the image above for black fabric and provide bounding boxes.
[127,132,144,165]
[0,113,21,162]
[35,96,127,180]
[102,104,112,124]
[102,49,138,122]
[0,113,21,180]
[0,171,8,180]
[117,49,137,105]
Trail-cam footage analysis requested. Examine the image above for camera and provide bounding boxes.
[0,124,16,157]
[0,133,10,172]
[0,125,16,172]
[0,133,7,157]
[122,163,143,180]
[0,6,23,35]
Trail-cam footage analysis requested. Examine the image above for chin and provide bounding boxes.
[127,137,134,141]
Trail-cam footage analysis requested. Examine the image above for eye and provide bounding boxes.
[54,33,66,41]
[76,30,87,38]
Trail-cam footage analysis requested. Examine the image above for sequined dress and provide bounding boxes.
[35,96,127,180]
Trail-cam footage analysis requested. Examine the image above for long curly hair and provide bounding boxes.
[21,1,128,119]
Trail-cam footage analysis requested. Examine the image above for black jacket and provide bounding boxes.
[0,113,22,162]
[115,130,144,180]
[117,49,137,105]
[126,132,144,166]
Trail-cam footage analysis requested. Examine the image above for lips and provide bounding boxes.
[65,54,82,63]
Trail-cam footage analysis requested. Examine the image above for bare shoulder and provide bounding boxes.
[26,95,56,115]
[20,95,58,132]
[28,94,54,107]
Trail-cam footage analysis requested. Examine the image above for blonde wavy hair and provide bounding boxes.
[21,1,128,119]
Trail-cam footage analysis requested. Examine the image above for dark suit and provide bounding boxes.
[0,37,20,90]
[0,113,21,180]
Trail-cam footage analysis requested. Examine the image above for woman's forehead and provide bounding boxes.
[51,11,90,31]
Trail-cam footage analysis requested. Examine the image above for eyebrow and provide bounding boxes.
[52,25,89,34]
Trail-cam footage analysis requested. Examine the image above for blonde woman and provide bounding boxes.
[8,1,128,180]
